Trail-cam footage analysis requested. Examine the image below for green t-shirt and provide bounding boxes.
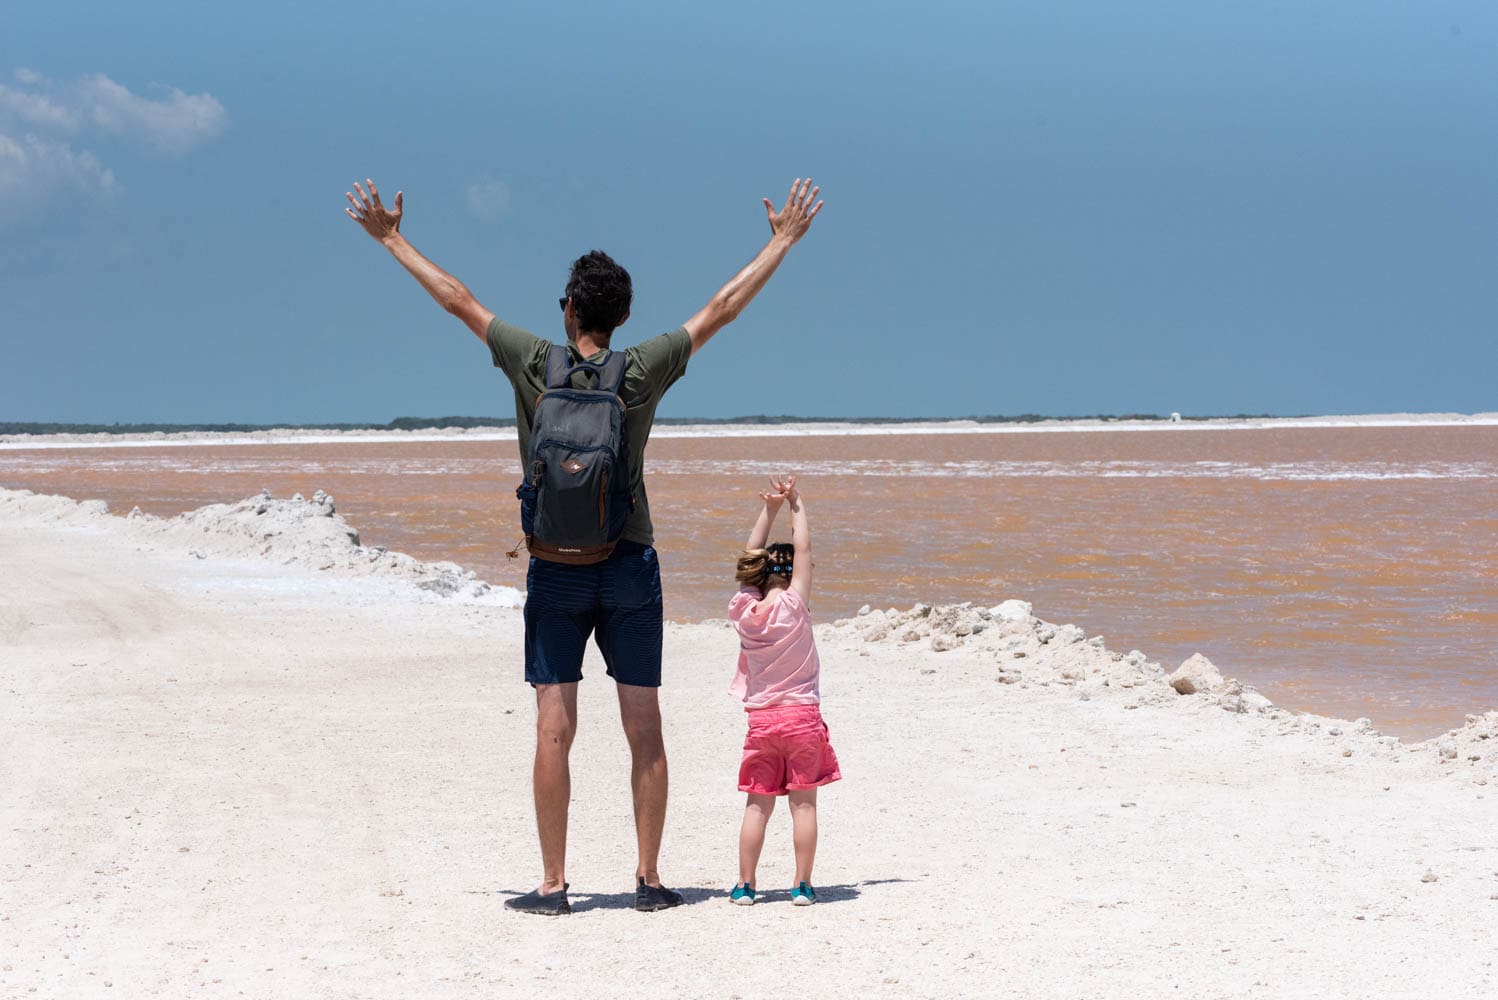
[487,317,692,546]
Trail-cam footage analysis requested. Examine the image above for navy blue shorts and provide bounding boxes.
[523,540,664,687]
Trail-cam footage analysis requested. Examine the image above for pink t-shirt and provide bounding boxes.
[728,585,821,709]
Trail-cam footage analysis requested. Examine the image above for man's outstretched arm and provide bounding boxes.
[345,179,495,341]
[683,178,823,356]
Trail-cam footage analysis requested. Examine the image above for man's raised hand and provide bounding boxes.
[763,178,823,244]
[682,179,825,354]
[345,179,403,243]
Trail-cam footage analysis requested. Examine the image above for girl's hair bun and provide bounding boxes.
[735,542,794,589]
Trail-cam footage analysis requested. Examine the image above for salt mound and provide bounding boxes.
[828,600,1292,719]
[1168,653,1225,695]
[1423,711,1498,776]
[0,488,508,603]
[824,597,1498,778]
[0,489,111,522]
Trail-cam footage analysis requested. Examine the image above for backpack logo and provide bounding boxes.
[515,345,634,565]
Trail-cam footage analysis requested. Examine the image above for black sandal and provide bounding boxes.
[634,876,684,912]
[505,883,571,916]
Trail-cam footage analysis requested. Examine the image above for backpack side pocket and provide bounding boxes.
[515,462,541,538]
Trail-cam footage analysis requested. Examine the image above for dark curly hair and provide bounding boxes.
[564,250,632,335]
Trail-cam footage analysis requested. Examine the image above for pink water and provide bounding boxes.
[4,423,1495,739]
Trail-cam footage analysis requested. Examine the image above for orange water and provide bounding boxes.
[4,425,1495,739]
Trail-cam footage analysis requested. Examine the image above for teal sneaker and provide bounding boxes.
[730,883,756,906]
[790,881,817,906]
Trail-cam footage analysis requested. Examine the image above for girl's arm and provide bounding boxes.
[788,490,812,603]
[745,475,794,551]
[745,501,778,551]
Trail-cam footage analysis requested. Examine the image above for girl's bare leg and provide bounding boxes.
[738,794,776,887]
[787,788,818,884]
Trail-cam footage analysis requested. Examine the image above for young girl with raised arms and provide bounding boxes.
[727,475,841,906]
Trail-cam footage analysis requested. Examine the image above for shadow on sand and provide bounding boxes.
[490,877,912,912]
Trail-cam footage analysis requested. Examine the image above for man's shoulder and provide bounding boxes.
[486,316,545,346]
[622,327,691,394]
[486,318,552,378]
[625,326,690,360]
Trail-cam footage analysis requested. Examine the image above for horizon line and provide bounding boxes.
[2,412,1307,435]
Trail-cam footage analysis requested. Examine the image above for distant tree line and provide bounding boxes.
[1,413,1288,435]
[0,417,514,435]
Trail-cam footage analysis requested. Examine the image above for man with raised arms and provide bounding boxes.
[345,176,824,914]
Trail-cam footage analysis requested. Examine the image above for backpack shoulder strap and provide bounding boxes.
[595,351,628,396]
[543,344,572,390]
[543,345,628,395]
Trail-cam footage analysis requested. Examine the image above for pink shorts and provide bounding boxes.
[738,704,842,796]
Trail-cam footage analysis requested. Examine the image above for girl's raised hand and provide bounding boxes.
[773,474,801,510]
[759,476,789,510]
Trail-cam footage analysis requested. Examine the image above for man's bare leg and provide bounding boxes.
[616,683,671,886]
[533,682,579,893]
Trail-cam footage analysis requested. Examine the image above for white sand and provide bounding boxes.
[2,488,1495,999]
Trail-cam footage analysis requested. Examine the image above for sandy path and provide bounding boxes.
[2,510,1495,999]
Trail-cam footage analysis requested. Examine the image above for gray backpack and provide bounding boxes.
[514,345,634,564]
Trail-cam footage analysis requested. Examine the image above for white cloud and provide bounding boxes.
[0,84,76,130]
[0,131,120,219]
[1,69,228,155]
[0,67,225,219]
[74,73,227,156]
[466,179,512,224]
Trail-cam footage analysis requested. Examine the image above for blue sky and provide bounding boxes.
[3,0,1495,422]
